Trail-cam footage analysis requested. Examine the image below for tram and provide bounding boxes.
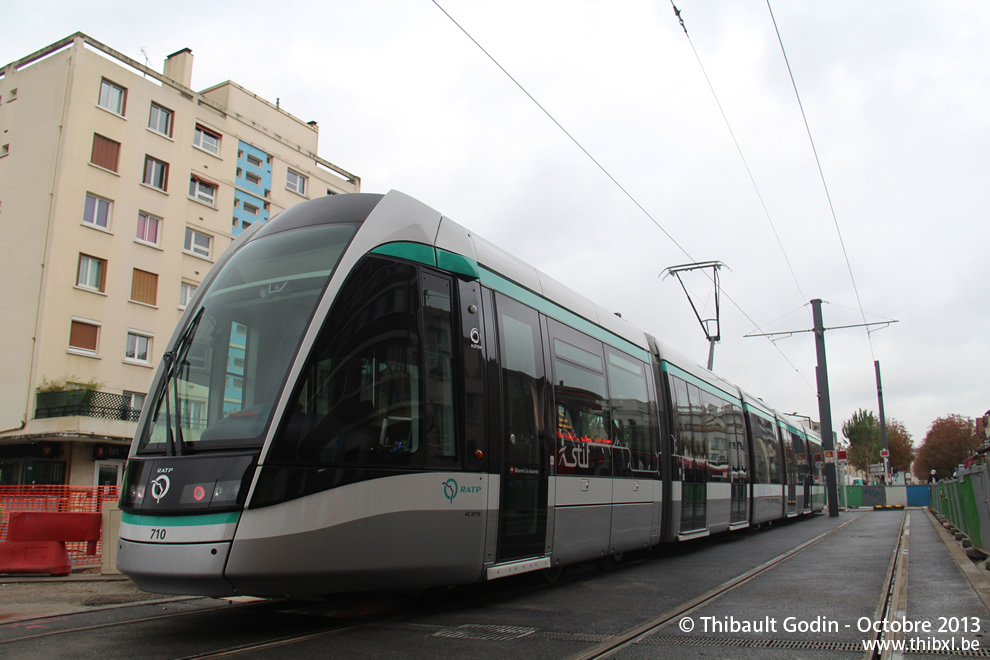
[117,191,825,597]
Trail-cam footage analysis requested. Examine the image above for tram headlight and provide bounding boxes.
[211,480,240,503]
[128,484,146,503]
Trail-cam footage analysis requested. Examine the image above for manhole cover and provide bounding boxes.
[433,624,537,641]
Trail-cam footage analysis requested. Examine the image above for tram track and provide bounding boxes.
[2,512,890,658]
[569,511,873,659]
[869,510,909,660]
[0,597,261,647]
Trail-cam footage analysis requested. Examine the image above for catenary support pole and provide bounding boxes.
[812,299,840,517]
[875,360,890,484]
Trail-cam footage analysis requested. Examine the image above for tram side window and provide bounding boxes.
[782,428,799,485]
[751,436,768,484]
[704,391,729,483]
[729,405,748,481]
[551,327,610,476]
[671,376,692,478]
[422,272,457,465]
[732,404,750,481]
[498,299,545,470]
[605,348,656,473]
[748,411,771,484]
[671,377,709,481]
[270,256,458,469]
[688,384,708,479]
[553,338,608,443]
[792,431,809,478]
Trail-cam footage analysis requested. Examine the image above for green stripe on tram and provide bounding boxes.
[661,361,741,404]
[744,402,775,423]
[480,268,650,362]
[436,249,481,279]
[122,512,240,527]
[779,420,805,436]
[372,242,437,267]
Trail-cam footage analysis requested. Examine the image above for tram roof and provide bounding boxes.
[362,190,653,361]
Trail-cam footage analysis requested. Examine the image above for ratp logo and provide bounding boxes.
[443,478,458,503]
[151,475,170,503]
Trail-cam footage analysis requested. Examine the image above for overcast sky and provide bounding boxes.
[4,1,988,450]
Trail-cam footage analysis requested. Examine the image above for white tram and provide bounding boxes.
[117,191,824,596]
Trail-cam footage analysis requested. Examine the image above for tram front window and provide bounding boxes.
[138,224,357,453]
[269,255,459,469]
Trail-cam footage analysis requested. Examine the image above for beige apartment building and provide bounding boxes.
[0,33,360,487]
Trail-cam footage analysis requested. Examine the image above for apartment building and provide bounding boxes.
[0,33,360,486]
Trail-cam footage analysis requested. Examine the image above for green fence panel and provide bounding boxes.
[845,486,862,508]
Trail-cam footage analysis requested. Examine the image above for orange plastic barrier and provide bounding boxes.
[0,486,119,571]
[0,512,102,576]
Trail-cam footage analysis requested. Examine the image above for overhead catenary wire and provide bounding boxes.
[766,0,876,360]
[431,0,814,389]
[430,0,692,260]
[670,0,810,315]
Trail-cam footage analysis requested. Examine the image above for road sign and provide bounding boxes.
[824,450,835,464]
[880,449,889,457]
[869,462,885,475]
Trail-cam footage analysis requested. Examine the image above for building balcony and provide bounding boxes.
[35,390,141,423]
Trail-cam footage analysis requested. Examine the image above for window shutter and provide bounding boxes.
[69,321,99,351]
[91,134,120,172]
[131,269,158,305]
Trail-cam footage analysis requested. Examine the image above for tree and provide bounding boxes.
[885,419,914,474]
[841,410,914,477]
[912,414,982,481]
[842,409,880,473]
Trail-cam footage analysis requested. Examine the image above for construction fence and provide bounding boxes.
[931,462,990,557]
[840,484,931,508]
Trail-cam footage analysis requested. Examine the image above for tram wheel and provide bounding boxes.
[543,565,564,583]
[598,552,623,571]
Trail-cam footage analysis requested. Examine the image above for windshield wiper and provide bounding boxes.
[160,307,205,456]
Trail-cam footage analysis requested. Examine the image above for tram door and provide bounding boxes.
[672,377,707,533]
[781,425,798,516]
[494,294,549,562]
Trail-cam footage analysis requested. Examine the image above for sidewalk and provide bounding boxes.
[0,572,182,622]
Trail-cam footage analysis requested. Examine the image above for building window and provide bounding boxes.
[91,134,121,172]
[246,154,262,167]
[189,176,218,205]
[184,228,212,258]
[245,171,261,186]
[125,391,146,411]
[130,269,158,306]
[0,144,9,158]
[243,202,259,216]
[193,125,221,155]
[179,282,198,309]
[77,254,107,292]
[136,212,161,245]
[143,156,169,191]
[286,170,307,195]
[69,319,100,354]
[98,79,126,115]
[83,193,112,229]
[125,331,152,364]
[148,103,173,137]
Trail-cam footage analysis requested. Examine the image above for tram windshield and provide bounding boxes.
[137,223,357,453]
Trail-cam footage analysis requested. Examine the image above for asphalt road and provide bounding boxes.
[2,509,987,659]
